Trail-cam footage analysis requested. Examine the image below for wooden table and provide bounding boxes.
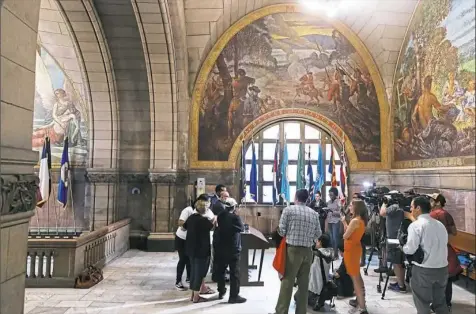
[239,226,270,286]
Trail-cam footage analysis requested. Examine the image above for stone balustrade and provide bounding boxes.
[26,218,131,288]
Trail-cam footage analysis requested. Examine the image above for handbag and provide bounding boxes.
[273,236,286,280]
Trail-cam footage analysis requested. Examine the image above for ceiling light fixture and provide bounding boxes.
[301,0,357,18]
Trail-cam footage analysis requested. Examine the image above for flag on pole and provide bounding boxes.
[249,142,258,202]
[340,134,348,204]
[280,140,290,204]
[37,137,52,207]
[240,141,246,202]
[306,145,314,195]
[328,142,337,187]
[314,144,325,197]
[57,137,69,207]
[272,140,280,205]
[296,142,305,190]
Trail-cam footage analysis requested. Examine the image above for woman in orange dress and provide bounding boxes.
[341,199,368,314]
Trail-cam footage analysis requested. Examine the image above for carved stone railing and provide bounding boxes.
[26,218,131,288]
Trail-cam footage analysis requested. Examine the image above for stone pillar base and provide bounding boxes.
[1,211,35,314]
[147,232,175,252]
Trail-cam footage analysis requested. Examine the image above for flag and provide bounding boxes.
[306,146,314,195]
[249,142,258,202]
[37,137,52,207]
[240,141,246,202]
[296,142,305,190]
[314,144,325,197]
[57,137,69,207]
[272,140,280,205]
[340,134,348,204]
[280,140,290,204]
[328,142,337,187]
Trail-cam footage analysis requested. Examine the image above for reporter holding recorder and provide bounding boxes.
[402,196,449,314]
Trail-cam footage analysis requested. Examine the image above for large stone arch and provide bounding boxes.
[189,4,391,171]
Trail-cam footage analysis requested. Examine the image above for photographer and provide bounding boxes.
[403,196,449,314]
[379,197,407,293]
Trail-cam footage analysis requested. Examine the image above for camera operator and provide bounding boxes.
[402,196,449,314]
[379,196,407,293]
[309,191,326,233]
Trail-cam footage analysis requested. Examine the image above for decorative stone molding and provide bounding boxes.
[148,170,189,184]
[0,175,39,216]
[86,169,152,183]
[188,169,236,185]
[85,169,118,183]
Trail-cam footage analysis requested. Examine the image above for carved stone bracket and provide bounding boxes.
[148,169,189,184]
[0,174,39,215]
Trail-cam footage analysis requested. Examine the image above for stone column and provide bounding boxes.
[147,170,188,252]
[0,175,38,314]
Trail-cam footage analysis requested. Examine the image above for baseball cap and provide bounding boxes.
[225,198,238,210]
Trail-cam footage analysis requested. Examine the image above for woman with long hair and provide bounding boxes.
[341,199,368,314]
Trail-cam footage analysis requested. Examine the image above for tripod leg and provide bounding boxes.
[364,247,374,275]
[381,263,393,299]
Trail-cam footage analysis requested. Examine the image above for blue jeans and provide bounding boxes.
[328,222,340,257]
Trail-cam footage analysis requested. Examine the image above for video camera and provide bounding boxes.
[356,186,419,214]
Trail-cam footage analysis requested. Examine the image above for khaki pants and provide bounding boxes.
[275,246,313,314]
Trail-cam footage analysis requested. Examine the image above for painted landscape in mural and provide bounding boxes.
[394,0,475,162]
[33,46,88,165]
[198,13,381,162]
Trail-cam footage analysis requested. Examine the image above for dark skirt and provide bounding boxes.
[189,257,210,291]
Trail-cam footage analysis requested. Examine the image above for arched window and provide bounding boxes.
[243,121,343,204]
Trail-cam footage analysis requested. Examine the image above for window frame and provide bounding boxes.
[243,121,343,204]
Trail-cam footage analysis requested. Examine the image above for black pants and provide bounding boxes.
[215,253,240,298]
[190,257,210,291]
[175,236,190,284]
[446,276,457,306]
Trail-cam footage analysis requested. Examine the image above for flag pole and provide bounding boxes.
[52,182,59,235]
[69,169,76,236]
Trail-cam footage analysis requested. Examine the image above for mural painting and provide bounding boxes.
[394,0,475,162]
[32,46,88,165]
[197,13,381,162]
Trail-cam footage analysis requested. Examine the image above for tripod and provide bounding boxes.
[363,211,386,293]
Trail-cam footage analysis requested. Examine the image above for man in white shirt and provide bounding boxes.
[403,196,449,314]
[175,194,215,291]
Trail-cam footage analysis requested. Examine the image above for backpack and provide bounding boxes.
[313,256,337,311]
[74,265,103,289]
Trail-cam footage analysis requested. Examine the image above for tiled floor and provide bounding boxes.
[25,250,475,314]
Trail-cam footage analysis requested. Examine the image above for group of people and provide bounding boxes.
[174,184,460,314]
[174,184,247,304]
[273,188,460,314]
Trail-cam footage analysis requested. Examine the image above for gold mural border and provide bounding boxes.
[391,0,476,169]
[189,3,391,171]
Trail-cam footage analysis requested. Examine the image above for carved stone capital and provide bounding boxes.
[119,173,149,183]
[85,169,118,183]
[148,169,189,184]
[0,174,39,215]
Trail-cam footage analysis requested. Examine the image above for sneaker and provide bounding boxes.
[218,288,227,300]
[349,298,357,307]
[228,295,247,303]
[175,282,187,291]
[348,307,368,314]
[388,282,407,293]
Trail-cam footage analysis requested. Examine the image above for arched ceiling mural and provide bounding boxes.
[393,0,475,168]
[190,5,390,170]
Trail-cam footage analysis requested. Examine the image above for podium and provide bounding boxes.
[240,226,270,286]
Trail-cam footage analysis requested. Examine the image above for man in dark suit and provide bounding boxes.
[214,198,247,304]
